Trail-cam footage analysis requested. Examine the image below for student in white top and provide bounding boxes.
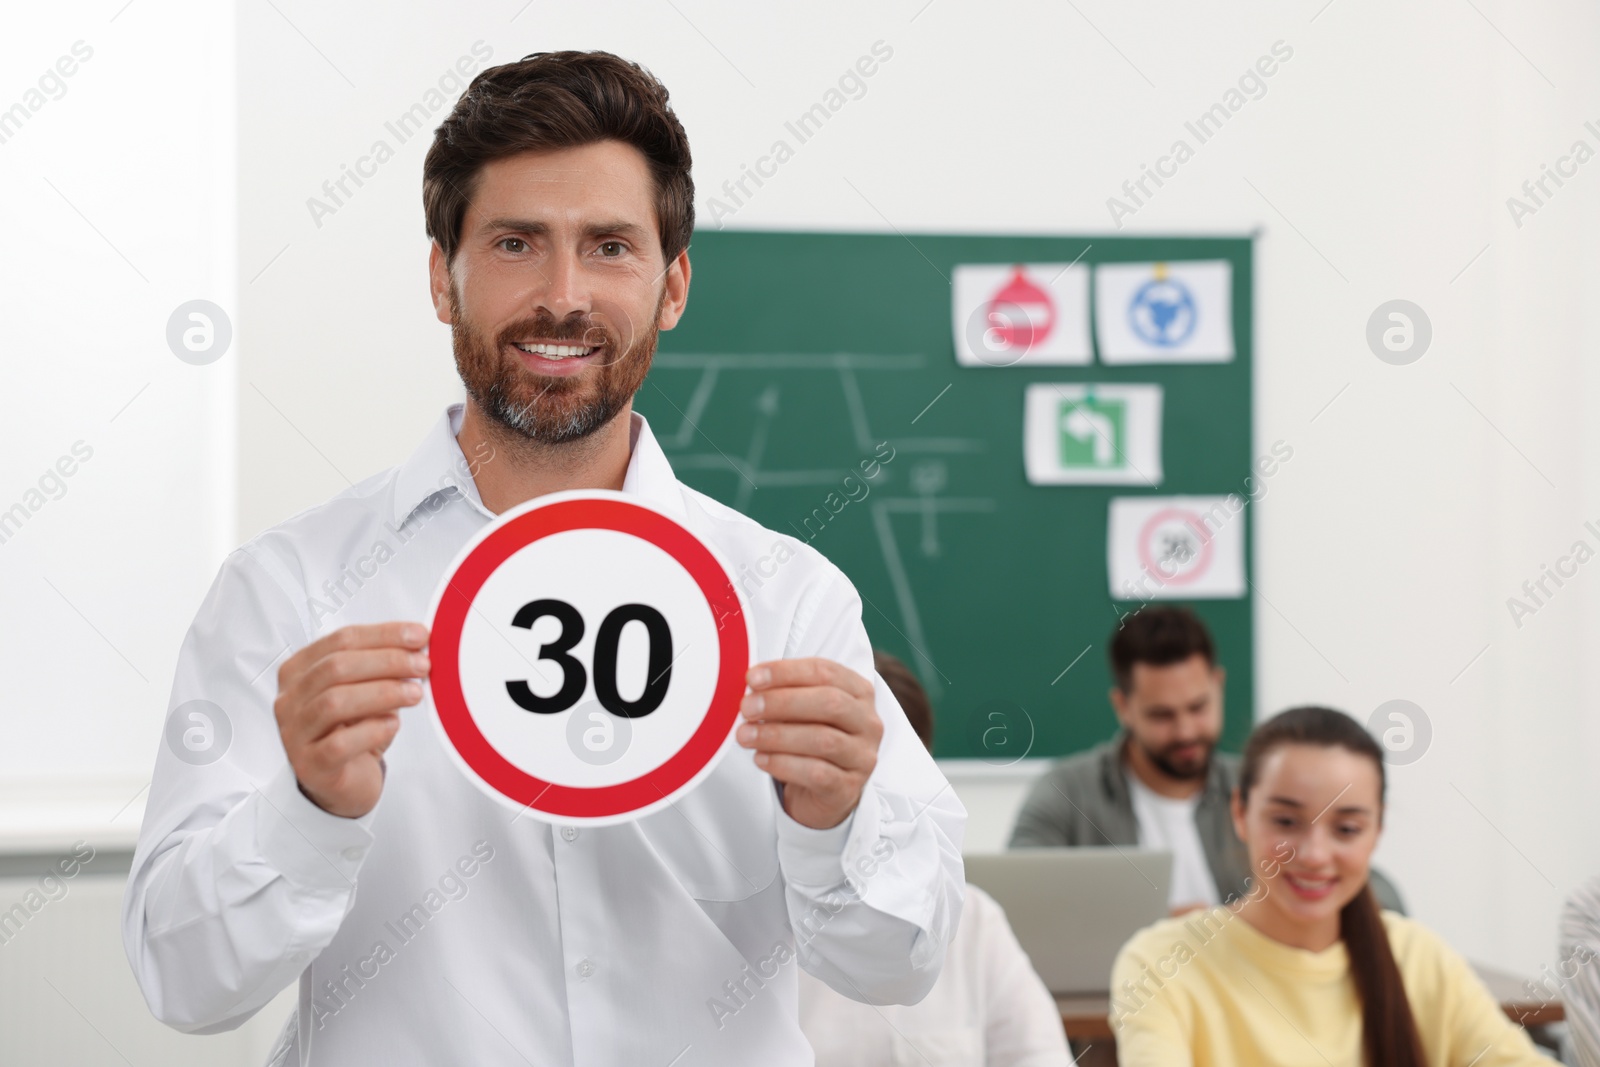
[798,653,1071,1067]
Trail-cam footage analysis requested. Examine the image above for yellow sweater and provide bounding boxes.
[1110,906,1552,1066]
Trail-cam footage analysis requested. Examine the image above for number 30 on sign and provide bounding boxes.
[425,491,754,825]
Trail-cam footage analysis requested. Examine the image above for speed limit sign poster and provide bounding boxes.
[1106,494,1245,600]
[425,490,754,825]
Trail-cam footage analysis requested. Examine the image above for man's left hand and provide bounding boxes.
[736,657,883,830]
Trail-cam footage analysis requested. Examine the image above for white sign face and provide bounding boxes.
[1107,495,1246,600]
[1023,383,1163,486]
[1095,260,1235,364]
[951,262,1092,367]
[426,491,754,825]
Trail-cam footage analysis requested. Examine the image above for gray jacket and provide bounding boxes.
[1007,731,1406,913]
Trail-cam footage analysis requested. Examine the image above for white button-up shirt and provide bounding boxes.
[122,404,967,1066]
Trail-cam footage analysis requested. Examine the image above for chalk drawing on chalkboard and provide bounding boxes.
[647,352,995,698]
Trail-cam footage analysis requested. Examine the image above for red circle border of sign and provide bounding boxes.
[429,498,748,819]
[1136,507,1215,588]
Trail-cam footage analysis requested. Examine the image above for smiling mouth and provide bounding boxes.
[512,341,602,361]
[1282,872,1337,899]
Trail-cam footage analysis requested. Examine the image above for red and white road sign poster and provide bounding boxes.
[426,491,754,825]
[951,262,1091,367]
[1106,495,1245,600]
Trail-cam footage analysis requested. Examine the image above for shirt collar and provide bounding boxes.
[389,402,685,527]
[619,409,688,520]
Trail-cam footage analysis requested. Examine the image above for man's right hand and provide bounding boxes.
[274,622,430,818]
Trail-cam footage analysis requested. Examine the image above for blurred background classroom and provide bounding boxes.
[3,0,1600,1062]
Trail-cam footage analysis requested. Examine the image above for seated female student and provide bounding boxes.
[1109,705,1552,1065]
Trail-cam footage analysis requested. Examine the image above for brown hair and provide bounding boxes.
[1237,706,1425,1067]
[423,50,694,269]
[874,651,932,751]
[1108,606,1216,692]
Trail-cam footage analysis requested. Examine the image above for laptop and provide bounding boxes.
[963,847,1173,994]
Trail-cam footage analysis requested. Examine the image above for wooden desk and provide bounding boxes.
[1059,961,1564,1043]
[1475,962,1566,1028]
[1057,994,1115,1041]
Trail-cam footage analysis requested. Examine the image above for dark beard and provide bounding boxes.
[1143,740,1212,781]
[449,283,662,444]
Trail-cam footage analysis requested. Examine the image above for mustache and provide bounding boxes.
[500,313,614,346]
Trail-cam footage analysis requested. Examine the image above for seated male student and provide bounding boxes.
[1110,705,1551,1065]
[799,652,1072,1067]
[1009,607,1404,915]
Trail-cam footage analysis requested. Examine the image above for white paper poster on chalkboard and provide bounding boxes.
[1095,261,1234,364]
[952,262,1091,367]
[1107,495,1245,600]
[1023,383,1162,486]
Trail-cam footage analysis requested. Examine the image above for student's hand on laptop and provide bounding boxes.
[274,622,431,819]
[737,657,883,831]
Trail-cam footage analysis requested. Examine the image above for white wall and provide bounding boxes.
[0,1,235,787]
[1,6,246,1058]
[0,872,293,1066]
[231,0,1600,981]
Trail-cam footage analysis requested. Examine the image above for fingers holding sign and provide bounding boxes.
[737,657,883,831]
[275,622,431,819]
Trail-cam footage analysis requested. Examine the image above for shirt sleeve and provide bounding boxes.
[1007,769,1076,848]
[1107,934,1196,1067]
[1561,878,1600,1067]
[970,888,1073,1067]
[775,563,967,1007]
[120,544,383,1032]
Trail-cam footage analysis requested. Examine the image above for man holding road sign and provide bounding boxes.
[123,51,964,1066]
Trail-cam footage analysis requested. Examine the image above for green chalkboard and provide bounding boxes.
[638,231,1254,761]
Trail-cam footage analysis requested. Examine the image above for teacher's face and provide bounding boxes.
[430,139,689,443]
